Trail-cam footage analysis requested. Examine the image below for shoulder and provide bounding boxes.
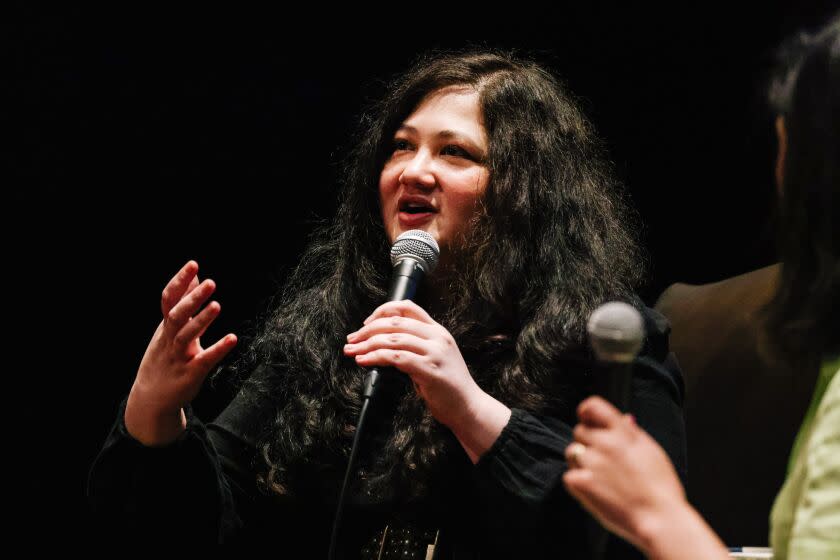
[634,301,672,363]
[628,298,684,405]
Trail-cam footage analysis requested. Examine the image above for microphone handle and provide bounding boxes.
[363,258,427,401]
[592,360,633,412]
[386,258,425,301]
[588,358,635,560]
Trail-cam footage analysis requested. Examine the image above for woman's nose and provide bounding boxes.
[398,150,436,190]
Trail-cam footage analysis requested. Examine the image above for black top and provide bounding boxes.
[87,307,686,558]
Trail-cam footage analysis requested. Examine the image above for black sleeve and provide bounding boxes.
[469,305,687,558]
[85,365,276,544]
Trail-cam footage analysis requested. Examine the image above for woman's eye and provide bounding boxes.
[441,145,471,158]
[392,139,411,151]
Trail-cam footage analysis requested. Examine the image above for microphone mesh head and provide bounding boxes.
[587,301,645,363]
[390,230,440,273]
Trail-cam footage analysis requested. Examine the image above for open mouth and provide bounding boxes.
[399,201,436,214]
[397,200,436,225]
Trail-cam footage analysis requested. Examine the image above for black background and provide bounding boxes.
[11,4,837,544]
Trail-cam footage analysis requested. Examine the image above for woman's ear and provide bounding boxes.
[775,115,787,196]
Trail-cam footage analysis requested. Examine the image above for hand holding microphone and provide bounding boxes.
[565,302,689,558]
[563,395,689,556]
[343,230,508,445]
[348,230,440,401]
[571,302,644,559]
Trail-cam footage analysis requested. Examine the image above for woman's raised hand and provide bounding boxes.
[343,300,510,463]
[124,260,237,446]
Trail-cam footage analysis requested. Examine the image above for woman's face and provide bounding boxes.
[379,86,490,258]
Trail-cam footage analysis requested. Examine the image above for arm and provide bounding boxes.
[88,260,243,542]
[87,363,280,544]
[86,396,242,543]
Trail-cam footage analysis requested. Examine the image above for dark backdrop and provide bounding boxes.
[11,4,836,546]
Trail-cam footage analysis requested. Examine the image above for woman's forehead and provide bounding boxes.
[401,88,487,143]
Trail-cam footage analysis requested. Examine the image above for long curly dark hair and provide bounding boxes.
[765,17,840,365]
[227,50,645,502]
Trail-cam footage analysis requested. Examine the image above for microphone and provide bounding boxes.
[585,301,645,560]
[362,229,440,399]
[586,301,644,412]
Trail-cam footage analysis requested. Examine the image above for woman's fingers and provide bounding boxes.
[577,396,623,429]
[352,347,429,378]
[572,423,619,449]
[192,334,238,374]
[163,279,216,336]
[184,273,200,297]
[174,301,222,349]
[565,441,590,469]
[573,415,638,457]
[347,314,438,344]
[161,261,199,316]
[344,332,428,357]
[363,300,435,325]
[563,467,594,494]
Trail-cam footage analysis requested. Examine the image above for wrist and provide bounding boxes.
[125,386,187,447]
[449,387,511,463]
[636,498,728,560]
[634,498,686,554]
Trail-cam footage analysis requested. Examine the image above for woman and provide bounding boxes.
[562,19,839,560]
[88,50,686,558]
